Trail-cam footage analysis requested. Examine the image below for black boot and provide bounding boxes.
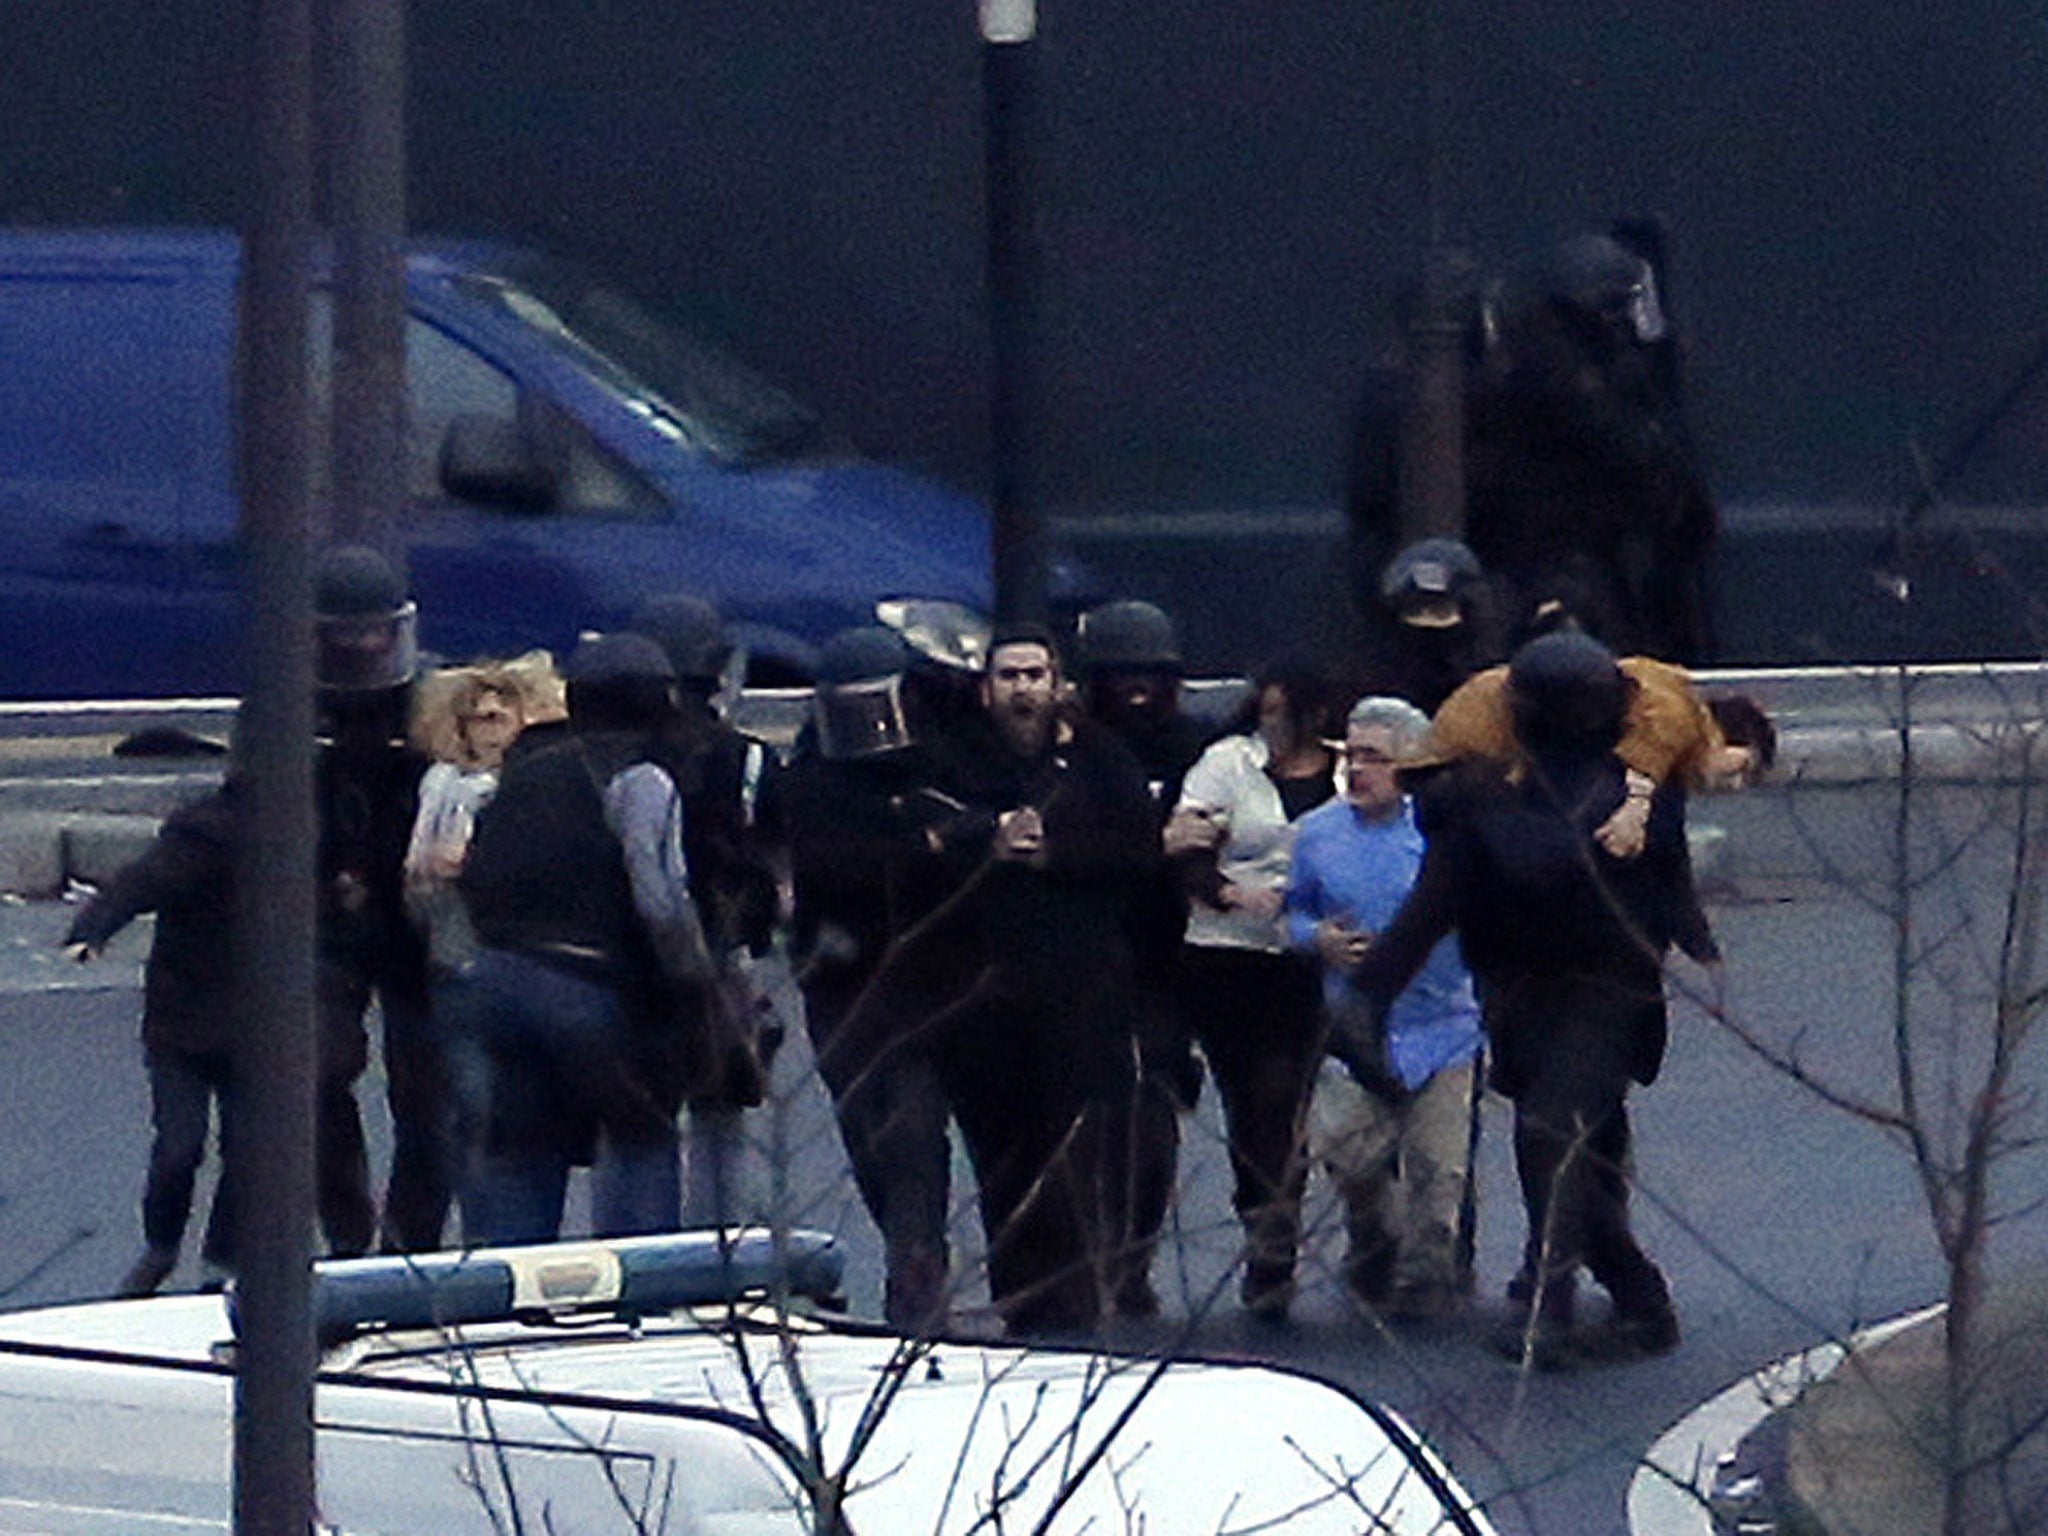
[118,1246,178,1298]
[1493,1268,1577,1371]
[1582,1259,1679,1362]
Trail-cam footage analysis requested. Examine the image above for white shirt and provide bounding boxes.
[1176,732,1303,953]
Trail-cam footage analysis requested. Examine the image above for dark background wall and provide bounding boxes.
[9,2,2048,651]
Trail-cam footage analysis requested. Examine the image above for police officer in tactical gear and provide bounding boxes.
[313,545,435,1255]
[1345,630,1695,1369]
[1462,230,1718,663]
[1369,538,1505,714]
[1072,599,1209,1317]
[455,632,723,1241]
[1347,226,1716,668]
[785,625,962,1330]
[630,594,783,1224]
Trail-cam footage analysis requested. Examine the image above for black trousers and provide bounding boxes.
[804,968,954,1331]
[321,960,446,1253]
[938,957,1136,1333]
[147,1038,378,1268]
[1175,945,1325,1296]
[1509,1019,1669,1324]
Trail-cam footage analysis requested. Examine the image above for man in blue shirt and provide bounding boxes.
[1286,696,1483,1320]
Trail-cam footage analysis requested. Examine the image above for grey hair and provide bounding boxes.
[1345,695,1432,756]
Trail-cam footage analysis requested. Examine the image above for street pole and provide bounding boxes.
[237,0,321,1528]
[1396,250,1470,546]
[980,0,1047,626]
[1394,0,1467,549]
[327,0,408,571]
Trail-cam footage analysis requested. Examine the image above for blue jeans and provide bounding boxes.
[141,1047,237,1264]
[438,949,679,1245]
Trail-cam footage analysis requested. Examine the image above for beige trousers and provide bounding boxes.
[1307,1056,1477,1291]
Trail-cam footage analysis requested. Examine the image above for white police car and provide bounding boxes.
[0,1229,1497,1534]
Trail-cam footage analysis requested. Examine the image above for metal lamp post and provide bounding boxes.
[980,0,1048,626]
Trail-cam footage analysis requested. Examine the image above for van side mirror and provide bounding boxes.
[439,415,557,512]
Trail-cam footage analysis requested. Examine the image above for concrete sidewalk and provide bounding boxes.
[1631,1272,2048,1536]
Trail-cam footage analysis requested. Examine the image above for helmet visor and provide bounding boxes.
[814,673,914,759]
[315,601,420,692]
[1627,269,1669,344]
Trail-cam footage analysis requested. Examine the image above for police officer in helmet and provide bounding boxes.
[1072,599,1208,1317]
[313,545,437,1255]
[1463,229,1718,663]
[1369,538,1505,714]
[784,624,961,1329]
[629,593,783,1225]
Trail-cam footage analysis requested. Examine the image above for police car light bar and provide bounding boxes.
[233,1228,845,1348]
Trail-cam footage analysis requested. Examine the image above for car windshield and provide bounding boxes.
[449,265,823,465]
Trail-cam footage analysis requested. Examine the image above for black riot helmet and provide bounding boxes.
[1074,600,1182,676]
[629,592,732,690]
[563,631,678,732]
[313,544,418,694]
[1506,630,1633,758]
[1380,538,1482,630]
[875,598,990,738]
[812,625,915,760]
[1075,599,1183,733]
[1545,233,1667,345]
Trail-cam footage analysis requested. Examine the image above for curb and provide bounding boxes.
[1626,1308,1940,1536]
[1780,722,2048,785]
[0,710,2038,896]
[0,773,217,897]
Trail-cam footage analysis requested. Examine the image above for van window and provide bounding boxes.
[308,296,663,520]
[0,274,188,517]
[410,318,663,520]
[450,268,822,464]
[405,316,519,499]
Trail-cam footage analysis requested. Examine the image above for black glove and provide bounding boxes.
[1325,997,1407,1105]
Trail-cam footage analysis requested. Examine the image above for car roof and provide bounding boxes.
[0,1233,1499,1536]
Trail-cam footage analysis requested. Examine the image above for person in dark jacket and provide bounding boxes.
[922,626,1159,1333]
[66,782,246,1295]
[1072,599,1209,1318]
[630,594,783,1225]
[784,625,965,1331]
[1364,538,1508,715]
[451,633,723,1243]
[313,546,436,1255]
[1344,631,1706,1369]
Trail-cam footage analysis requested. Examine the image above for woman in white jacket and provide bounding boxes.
[1167,659,1340,1320]
[403,652,566,974]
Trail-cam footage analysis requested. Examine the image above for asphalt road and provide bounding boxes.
[1,781,2044,1535]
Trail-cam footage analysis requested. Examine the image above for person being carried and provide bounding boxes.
[1416,640,1773,859]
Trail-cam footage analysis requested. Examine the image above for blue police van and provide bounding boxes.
[0,228,994,699]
